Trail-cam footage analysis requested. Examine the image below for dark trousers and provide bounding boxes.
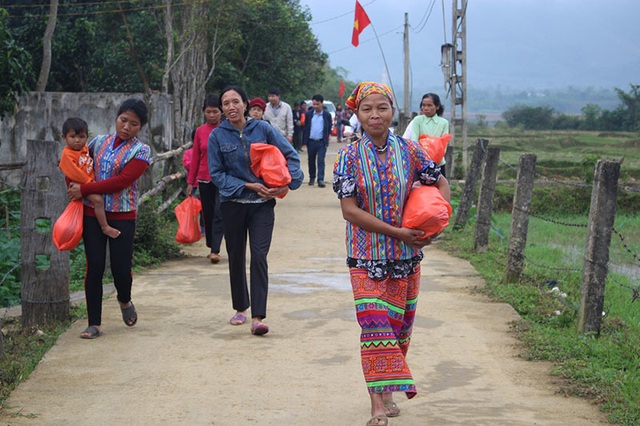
[83,216,136,326]
[220,199,275,319]
[307,139,327,183]
[336,123,343,141]
[198,180,224,253]
[293,127,304,151]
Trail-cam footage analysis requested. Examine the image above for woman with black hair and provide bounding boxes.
[186,93,225,264]
[208,85,303,336]
[402,93,450,176]
[68,98,152,339]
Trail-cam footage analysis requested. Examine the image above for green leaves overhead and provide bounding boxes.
[0,8,33,117]
[2,0,327,99]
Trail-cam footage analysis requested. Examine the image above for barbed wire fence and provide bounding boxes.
[454,139,639,336]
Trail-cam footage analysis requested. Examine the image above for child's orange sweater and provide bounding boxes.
[59,145,94,184]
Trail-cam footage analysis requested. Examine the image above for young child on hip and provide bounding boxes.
[59,117,121,238]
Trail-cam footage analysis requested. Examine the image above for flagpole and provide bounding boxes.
[368,22,397,100]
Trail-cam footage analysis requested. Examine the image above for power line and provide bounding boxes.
[411,0,436,34]
[307,0,379,26]
[4,0,206,18]
[327,24,403,55]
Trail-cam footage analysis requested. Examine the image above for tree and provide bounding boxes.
[35,0,58,91]
[214,0,327,101]
[162,0,242,148]
[614,84,640,131]
[581,104,602,130]
[0,8,33,117]
[502,105,555,130]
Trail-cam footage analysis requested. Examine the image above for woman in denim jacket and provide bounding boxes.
[208,85,303,336]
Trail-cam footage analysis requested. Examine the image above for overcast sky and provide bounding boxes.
[299,0,640,97]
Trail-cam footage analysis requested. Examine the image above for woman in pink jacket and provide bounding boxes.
[186,94,224,263]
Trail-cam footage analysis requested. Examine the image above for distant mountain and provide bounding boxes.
[397,85,623,118]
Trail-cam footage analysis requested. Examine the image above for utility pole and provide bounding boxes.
[443,0,468,178]
[403,13,410,119]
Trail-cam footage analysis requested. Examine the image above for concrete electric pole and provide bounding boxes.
[403,12,410,118]
[442,0,468,178]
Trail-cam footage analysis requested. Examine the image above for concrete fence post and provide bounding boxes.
[453,138,488,230]
[504,153,537,282]
[474,147,501,252]
[578,160,620,335]
[20,140,70,327]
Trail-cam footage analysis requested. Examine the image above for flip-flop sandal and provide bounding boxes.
[229,313,247,325]
[121,303,138,327]
[251,321,269,336]
[80,326,102,339]
[384,401,400,417]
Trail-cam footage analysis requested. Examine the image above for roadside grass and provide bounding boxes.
[0,306,85,404]
[466,128,640,182]
[438,212,640,425]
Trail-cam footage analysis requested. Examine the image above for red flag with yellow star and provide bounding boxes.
[351,0,371,47]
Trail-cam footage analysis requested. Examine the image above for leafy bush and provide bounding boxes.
[133,199,182,268]
[0,189,183,307]
[0,189,21,307]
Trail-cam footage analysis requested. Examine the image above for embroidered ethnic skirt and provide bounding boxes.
[349,266,420,399]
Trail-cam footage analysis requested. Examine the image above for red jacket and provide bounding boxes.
[187,122,218,185]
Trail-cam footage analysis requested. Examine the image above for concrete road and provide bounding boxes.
[0,146,608,425]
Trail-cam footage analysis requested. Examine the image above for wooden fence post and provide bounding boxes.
[453,138,488,230]
[504,153,537,282]
[20,140,70,327]
[578,160,620,335]
[444,144,454,179]
[474,147,500,252]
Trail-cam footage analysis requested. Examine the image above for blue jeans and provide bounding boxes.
[307,139,327,183]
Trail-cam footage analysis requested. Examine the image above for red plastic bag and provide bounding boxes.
[174,196,202,244]
[417,133,452,164]
[402,185,452,239]
[52,199,84,251]
[250,143,292,198]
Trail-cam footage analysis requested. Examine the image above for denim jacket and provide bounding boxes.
[208,118,303,202]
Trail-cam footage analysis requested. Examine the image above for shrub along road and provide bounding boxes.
[0,148,607,425]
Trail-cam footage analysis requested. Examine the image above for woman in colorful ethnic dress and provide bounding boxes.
[68,99,152,339]
[333,82,450,426]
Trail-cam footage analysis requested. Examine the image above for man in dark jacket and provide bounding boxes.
[303,94,333,187]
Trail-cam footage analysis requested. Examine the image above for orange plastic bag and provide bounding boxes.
[417,133,452,164]
[402,185,452,239]
[52,199,84,251]
[174,196,202,244]
[250,143,292,198]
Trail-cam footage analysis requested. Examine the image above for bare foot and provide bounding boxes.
[381,392,399,416]
[102,225,121,238]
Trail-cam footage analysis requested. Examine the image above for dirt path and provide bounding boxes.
[0,146,608,425]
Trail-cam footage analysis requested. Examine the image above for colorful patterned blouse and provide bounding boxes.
[333,132,440,279]
[88,134,151,212]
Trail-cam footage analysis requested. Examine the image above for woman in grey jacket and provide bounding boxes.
[208,85,303,336]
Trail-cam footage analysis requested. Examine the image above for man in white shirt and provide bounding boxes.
[263,87,294,143]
